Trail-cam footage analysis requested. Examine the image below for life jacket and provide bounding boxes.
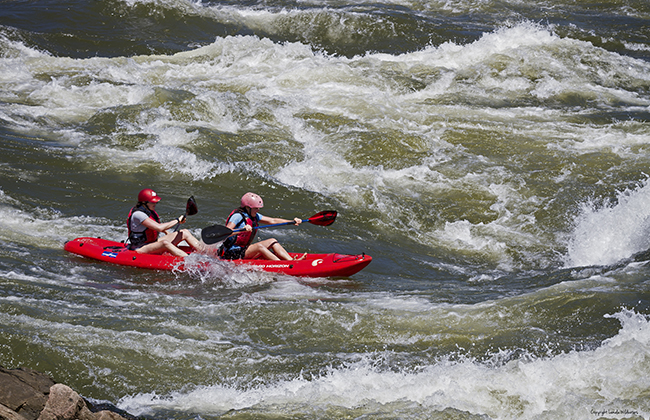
[127,204,161,248]
[222,208,259,249]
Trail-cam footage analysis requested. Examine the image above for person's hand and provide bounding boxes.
[178,215,186,224]
[244,224,253,232]
[293,217,302,225]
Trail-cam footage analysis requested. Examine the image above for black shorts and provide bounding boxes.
[219,245,246,260]
[127,241,146,251]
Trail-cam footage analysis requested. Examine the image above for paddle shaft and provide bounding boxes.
[201,210,337,245]
[231,218,306,234]
[200,220,297,245]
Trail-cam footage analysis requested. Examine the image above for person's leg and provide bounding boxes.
[245,240,280,260]
[169,229,204,252]
[137,238,188,257]
[244,238,301,261]
[267,240,294,261]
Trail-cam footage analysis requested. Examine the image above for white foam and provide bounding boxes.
[565,180,650,267]
[118,308,650,419]
[0,189,121,248]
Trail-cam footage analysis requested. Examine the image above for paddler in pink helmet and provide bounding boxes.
[218,192,305,261]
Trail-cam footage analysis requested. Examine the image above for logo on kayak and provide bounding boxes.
[102,251,118,258]
[311,259,323,267]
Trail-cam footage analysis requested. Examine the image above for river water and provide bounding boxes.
[1,0,650,419]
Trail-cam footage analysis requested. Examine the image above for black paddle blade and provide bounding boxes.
[308,210,337,226]
[175,196,199,232]
[201,224,233,245]
[186,196,198,216]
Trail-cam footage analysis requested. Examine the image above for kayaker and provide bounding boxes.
[218,192,305,261]
[127,188,203,257]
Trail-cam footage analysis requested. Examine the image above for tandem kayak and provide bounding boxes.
[64,237,372,278]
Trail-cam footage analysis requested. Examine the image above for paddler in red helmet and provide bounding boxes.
[218,192,305,261]
[127,188,203,257]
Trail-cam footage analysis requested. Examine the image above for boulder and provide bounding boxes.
[0,367,55,420]
[0,367,132,420]
[37,384,95,420]
[0,403,28,420]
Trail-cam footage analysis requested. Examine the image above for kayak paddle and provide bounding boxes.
[173,196,198,232]
[201,210,337,245]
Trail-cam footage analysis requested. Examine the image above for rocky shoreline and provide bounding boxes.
[1,366,135,420]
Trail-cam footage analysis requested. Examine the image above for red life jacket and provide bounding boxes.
[127,204,161,248]
[223,208,259,248]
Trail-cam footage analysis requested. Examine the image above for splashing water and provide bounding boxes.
[566,180,650,267]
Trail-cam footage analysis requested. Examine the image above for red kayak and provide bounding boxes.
[64,237,372,277]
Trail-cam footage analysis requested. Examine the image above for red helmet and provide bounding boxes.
[241,192,263,209]
[138,188,161,203]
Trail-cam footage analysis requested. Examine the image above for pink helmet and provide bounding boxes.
[138,188,161,203]
[241,192,263,209]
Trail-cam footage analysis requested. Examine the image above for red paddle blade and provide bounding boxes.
[308,210,337,226]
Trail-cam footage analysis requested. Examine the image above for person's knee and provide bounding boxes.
[260,238,277,248]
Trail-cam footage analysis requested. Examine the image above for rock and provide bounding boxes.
[84,404,136,420]
[0,367,133,420]
[0,367,55,420]
[0,403,28,420]
[37,384,95,420]
[93,412,126,420]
